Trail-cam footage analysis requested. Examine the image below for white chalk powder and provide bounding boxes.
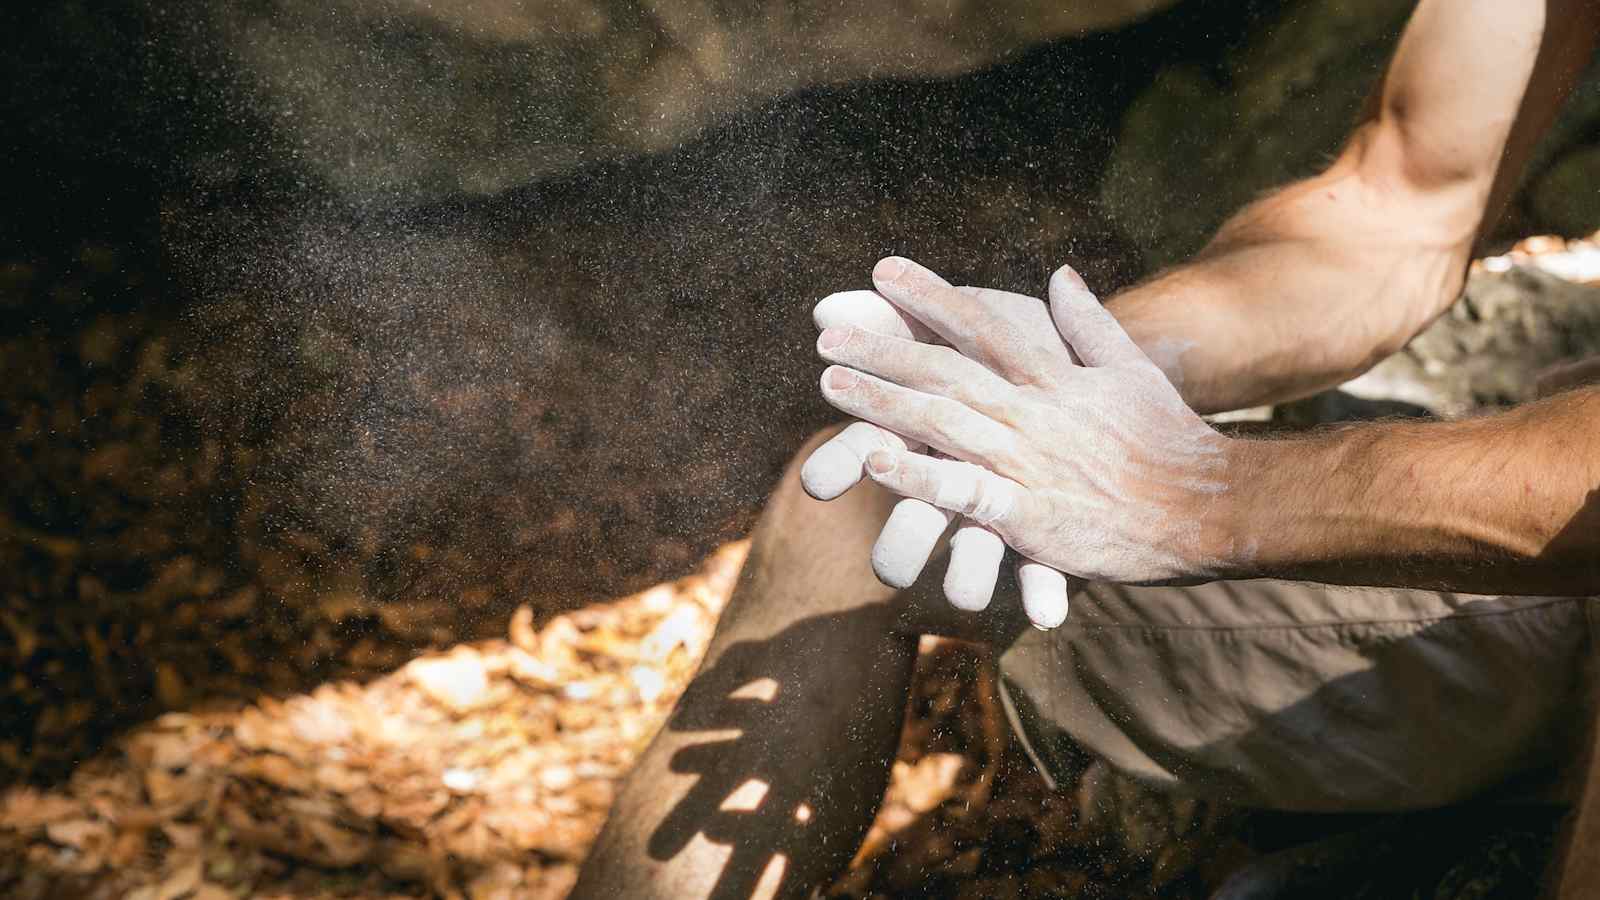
[943,525,1004,610]
[871,499,951,589]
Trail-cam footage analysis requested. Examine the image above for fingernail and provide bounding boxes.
[825,366,858,390]
[1052,265,1087,292]
[818,327,849,351]
[874,256,907,281]
[866,449,896,475]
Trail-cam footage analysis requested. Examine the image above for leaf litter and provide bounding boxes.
[0,540,1245,899]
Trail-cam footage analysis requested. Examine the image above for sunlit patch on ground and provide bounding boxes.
[1475,233,1600,283]
[0,540,1239,899]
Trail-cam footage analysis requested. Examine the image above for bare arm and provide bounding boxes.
[1109,0,1600,414]
[1209,388,1600,595]
[827,258,1600,595]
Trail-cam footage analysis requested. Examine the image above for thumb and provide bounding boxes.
[1047,264,1140,368]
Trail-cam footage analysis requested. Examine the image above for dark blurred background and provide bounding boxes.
[2,0,1598,791]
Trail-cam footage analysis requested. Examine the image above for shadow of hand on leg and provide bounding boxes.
[645,604,915,899]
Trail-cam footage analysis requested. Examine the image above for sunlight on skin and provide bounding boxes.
[753,854,789,900]
[719,778,771,812]
[674,834,790,900]
[728,677,780,702]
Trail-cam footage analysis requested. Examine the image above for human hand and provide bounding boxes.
[800,281,1073,629]
[816,257,1237,587]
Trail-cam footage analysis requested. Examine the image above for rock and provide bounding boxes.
[166,19,1176,614]
[1102,0,1600,268]
[194,0,1178,202]
[1102,0,1415,269]
[1530,145,1600,238]
[407,651,492,713]
[1346,254,1600,415]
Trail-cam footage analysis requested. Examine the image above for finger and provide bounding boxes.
[817,326,1017,420]
[820,367,1016,471]
[1017,559,1070,629]
[871,498,954,589]
[1047,264,1143,367]
[800,421,907,500]
[871,257,1069,384]
[944,524,1004,611]
[813,289,939,343]
[862,448,1025,531]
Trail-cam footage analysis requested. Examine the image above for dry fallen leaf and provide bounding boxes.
[0,538,1243,898]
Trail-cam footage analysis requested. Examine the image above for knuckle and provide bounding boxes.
[991,432,1028,471]
[928,343,965,371]
[923,398,968,443]
[964,426,1021,472]
[972,333,1008,365]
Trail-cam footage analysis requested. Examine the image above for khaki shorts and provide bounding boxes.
[996,580,1598,811]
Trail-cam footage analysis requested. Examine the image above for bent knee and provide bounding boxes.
[755,425,1029,646]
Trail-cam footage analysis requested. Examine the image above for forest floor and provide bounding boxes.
[0,542,1251,900]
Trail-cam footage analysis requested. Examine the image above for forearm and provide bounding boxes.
[1107,164,1465,415]
[1209,387,1600,595]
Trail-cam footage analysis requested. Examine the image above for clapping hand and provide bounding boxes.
[805,257,1234,627]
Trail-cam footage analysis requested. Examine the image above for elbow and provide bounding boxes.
[1344,119,1490,249]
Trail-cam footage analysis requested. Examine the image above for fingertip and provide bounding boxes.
[873,256,909,283]
[820,365,859,393]
[944,525,1004,612]
[812,290,871,331]
[870,500,949,589]
[1049,264,1089,295]
[799,441,860,500]
[864,448,897,476]
[944,576,996,612]
[813,289,915,340]
[1027,597,1069,630]
[817,327,850,353]
[1048,267,1099,321]
[871,557,919,590]
[1019,561,1070,629]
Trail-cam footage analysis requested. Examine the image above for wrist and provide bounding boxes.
[1198,426,1372,582]
[1195,434,1301,581]
[1146,429,1271,582]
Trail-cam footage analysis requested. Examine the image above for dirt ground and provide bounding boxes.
[0,542,1253,899]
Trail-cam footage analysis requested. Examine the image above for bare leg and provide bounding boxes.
[570,430,1023,899]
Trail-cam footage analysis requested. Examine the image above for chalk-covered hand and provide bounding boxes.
[799,280,1073,629]
[817,257,1236,587]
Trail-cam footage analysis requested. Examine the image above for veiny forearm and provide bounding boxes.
[1107,176,1464,415]
[1211,387,1600,595]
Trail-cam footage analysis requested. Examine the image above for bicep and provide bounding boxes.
[1352,0,1599,236]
